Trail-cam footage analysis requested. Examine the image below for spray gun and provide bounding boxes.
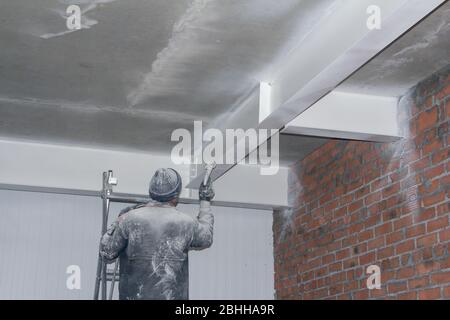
[203,162,216,186]
[199,162,216,202]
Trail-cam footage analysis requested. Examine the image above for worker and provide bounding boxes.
[100,168,214,300]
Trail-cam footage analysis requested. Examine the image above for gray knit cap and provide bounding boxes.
[149,168,182,202]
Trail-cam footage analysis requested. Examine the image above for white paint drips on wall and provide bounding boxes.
[396,91,421,216]
[276,207,296,245]
[276,166,304,244]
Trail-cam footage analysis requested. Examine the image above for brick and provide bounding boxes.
[365,215,381,228]
[369,288,387,299]
[388,281,407,293]
[322,254,335,265]
[417,233,438,247]
[400,253,412,266]
[386,230,404,245]
[417,261,440,275]
[396,240,415,255]
[377,246,394,260]
[385,197,401,211]
[398,291,417,300]
[348,200,363,213]
[411,157,430,171]
[359,252,376,265]
[375,222,393,236]
[405,224,426,238]
[329,262,342,273]
[417,106,438,132]
[436,203,450,217]
[418,179,439,195]
[339,194,353,206]
[422,192,445,207]
[394,215,413,230]
[423,139,444,156]
[343,257,359,269]
[409,277,429,289]
[336,249,351,260]
[334,206,347,219]
[433,243,447,258]
[439,174,450,189]
[371,177,389,191]
[358,229,374,242]
[427,216,448,232]
[355,186,370,199]
[418,287,440,300]
[397,267,415,279]
[422,164,445,180]
[431,148,449,164]
[390,167,409,183]
[349,222,364,234]
[382,183,400,198]
[444,286,450,299]
[440,229,450,242]
[368,236,385,250]
[414,208,435,223]
[430,271,450,285]
[364,191,382,206]
[353,290,369,300]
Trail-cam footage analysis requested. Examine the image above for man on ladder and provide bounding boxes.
[100,167,215,300]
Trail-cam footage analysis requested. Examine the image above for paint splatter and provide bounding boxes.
[150,237,187,300]
[127,0,214,106]
[393,19,450,58]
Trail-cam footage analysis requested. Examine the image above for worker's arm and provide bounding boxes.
[100,215,128,262]
[190,178,215,250]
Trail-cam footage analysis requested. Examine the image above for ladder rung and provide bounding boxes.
[106,275,120,282]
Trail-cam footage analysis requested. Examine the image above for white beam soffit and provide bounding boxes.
[188,0,445,186]
[282,91,401,142]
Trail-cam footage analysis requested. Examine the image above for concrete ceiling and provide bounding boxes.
[339,1,450,97]
[0,0,448,166]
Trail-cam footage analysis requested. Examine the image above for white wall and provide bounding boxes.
[0,189,274,299]
[181,204,274,300]
[0,139,288,208]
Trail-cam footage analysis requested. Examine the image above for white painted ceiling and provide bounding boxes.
[0,0,449,165]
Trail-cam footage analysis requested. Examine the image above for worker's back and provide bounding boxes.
[100,201,214,300]
[118,205,194,300]
[100,167,215,300]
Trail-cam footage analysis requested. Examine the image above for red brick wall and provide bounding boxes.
[273,66,450,300]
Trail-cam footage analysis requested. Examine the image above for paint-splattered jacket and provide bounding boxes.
[100,201,214,300]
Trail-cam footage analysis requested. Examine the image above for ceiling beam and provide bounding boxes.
[282,91,401,142]
[187,0,445,187]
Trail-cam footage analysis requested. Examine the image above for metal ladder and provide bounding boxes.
[93,170,118,300]
[93,170,149,300]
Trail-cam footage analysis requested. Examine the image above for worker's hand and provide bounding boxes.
[199,177,215,201]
